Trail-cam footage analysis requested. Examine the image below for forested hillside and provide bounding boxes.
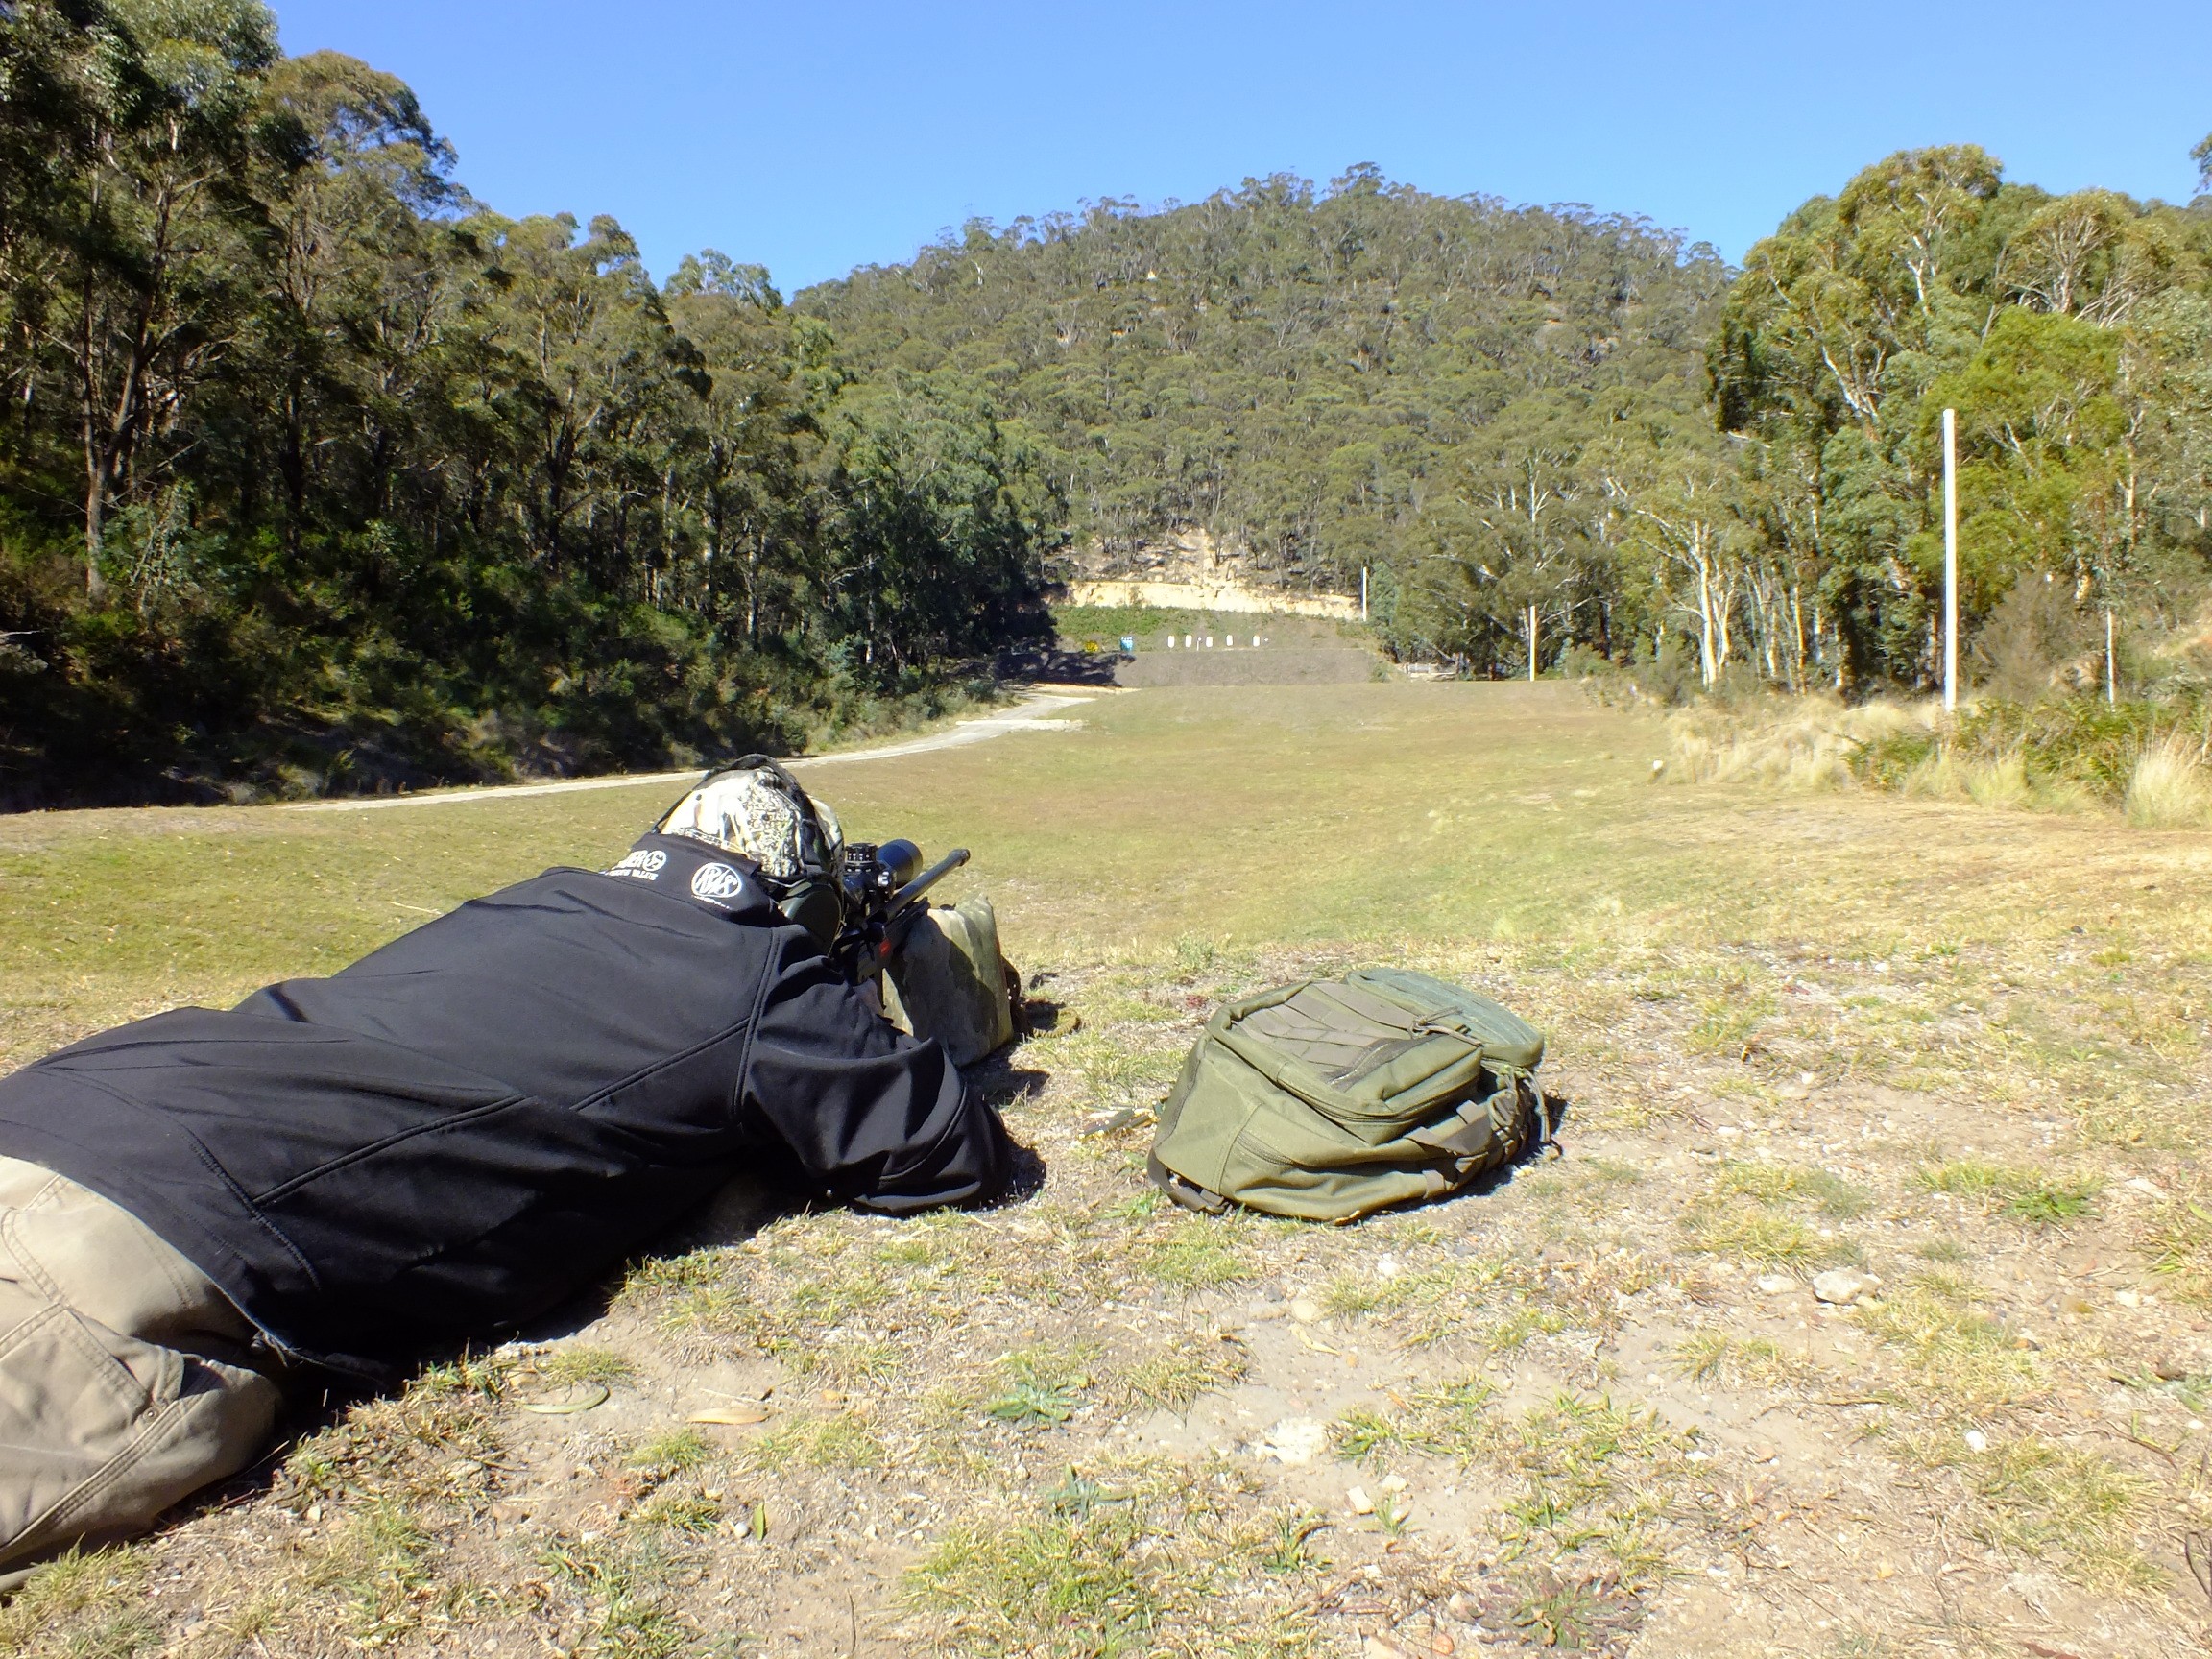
[3,0,2208,805]
[807,152,2212,700]
[800,172,1726,603]
[0,0,1053,805]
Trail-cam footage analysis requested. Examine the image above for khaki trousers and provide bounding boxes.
[0,1157,279,1580]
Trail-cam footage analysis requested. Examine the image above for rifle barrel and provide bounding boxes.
[891,848,969,911]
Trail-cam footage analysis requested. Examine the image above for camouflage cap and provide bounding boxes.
[658,767,842,881]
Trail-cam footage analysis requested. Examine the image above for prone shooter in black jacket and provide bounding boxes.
[0,762,1015,1580]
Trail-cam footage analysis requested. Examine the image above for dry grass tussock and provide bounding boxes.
[1663,696,1936,791]
[2123,733,2212,830]
[1671,694,2212,825]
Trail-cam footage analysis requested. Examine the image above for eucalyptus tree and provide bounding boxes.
[32,0,276,594]
[1716,143,2212,690]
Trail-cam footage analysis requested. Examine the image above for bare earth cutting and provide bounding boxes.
[2,682,2209,1657]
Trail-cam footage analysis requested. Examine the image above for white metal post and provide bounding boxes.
[1360,566,1370,621]
[2106,608,2117,706]
[1942,407,1958,714]
[1527,604,1538,682]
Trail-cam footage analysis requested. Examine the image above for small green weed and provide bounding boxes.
[1046,1468,1132,1518]
[1104,1188,1163,1222]
[1371,1491,1412,1539]
[1914,1160,2101,1225]
[989,1380,1083,1427]
[1334,1375,1497,1464]
[629,1429,712,1480]
[1510,1568,1613,1650]
[1259,1509,1327,1573]
[986,1347,1096,1427]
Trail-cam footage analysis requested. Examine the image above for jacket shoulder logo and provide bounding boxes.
[606,849,667,881]
[689,862,748,902]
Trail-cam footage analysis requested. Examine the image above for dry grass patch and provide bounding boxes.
[1114,1340,1250,1413]
[1670,1330,1821,1392]
[732,1409,886,1474]
[1664,697,1930,791]
[1338,1383,1690,1586]
[299,1497,451,1647]
[902,1459,1325,1658]
[1679,1201,1853,1270]
[1713,1158,1871,1218]
[539,1530,705,1659]
[1855,1271,2041,1409]
[1323,1248,1657,1355]
[534,1344,637,1388]
[1139,1214,1257,1289]
[1892,1428,2161,1591]
[0,1547,156,1658]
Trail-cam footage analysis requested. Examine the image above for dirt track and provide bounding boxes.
[1115,647,1379,686]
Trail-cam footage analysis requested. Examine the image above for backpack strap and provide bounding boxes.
[1147,1152,1229,1214]
[1526,1071,1557,1156]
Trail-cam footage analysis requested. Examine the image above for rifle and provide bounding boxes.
[830,838,970,984]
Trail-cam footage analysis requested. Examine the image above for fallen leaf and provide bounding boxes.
[688,1406,771,1426]
[518,1382,609,1415]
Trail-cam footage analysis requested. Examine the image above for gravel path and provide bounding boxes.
[286,688,1098,813]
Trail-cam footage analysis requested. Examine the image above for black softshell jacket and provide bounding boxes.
[0,833,1011,1378]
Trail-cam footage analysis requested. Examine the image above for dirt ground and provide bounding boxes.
[2,683,2208,1658]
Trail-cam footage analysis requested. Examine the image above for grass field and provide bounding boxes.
[3,682,2210,1658]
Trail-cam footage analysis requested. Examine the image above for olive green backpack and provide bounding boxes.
[1147,968,1549,1222]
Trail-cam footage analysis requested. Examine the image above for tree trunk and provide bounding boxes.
[1789,585,1807,692]
[1695,555,1717,688]
[83,443,107,600]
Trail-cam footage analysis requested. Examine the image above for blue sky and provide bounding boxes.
[274,1,2212,295]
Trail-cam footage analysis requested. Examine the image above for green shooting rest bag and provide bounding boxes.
[1147,968,1549,1222]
